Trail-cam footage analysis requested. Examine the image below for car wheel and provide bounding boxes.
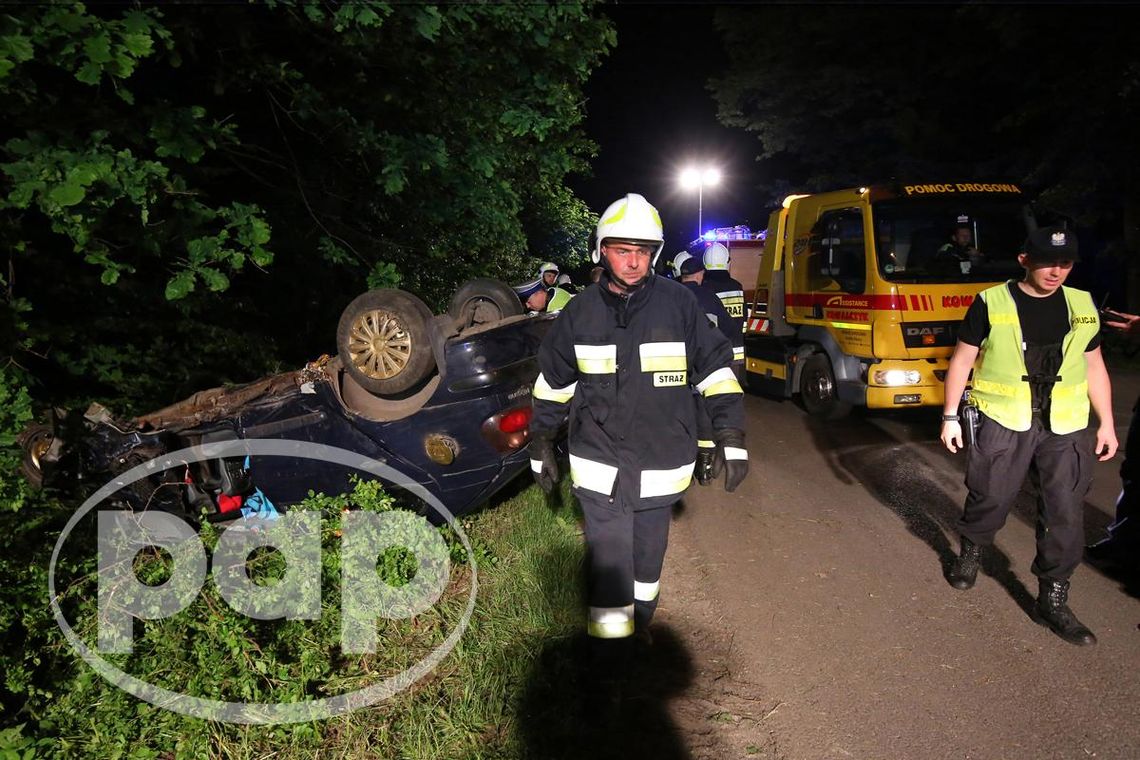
[337,288,437,396]
[18,424,54,488]
[799,353,852,420]
[447,278,524,329]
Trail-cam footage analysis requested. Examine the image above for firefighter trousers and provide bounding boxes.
[959,411,1093,581]
[577,489,673,638]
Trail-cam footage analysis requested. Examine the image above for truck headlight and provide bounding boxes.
[872,369,921,386]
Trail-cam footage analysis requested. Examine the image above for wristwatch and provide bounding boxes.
[942,414,960,421]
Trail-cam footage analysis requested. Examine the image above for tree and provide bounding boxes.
[1,2,614,410]
[711,5,1140,304]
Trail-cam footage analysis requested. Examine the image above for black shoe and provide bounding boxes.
[1032,578,1097,646]
[946,536,981,590]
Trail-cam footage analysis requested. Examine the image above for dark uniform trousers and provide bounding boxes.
[1105,396,1140,548]
[960,411,1093,580]
[577,489,672,631]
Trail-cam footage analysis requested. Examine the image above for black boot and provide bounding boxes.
[946,536,981,590]
[1032,578,1097,646]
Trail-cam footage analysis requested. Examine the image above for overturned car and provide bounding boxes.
[21,279,551,522]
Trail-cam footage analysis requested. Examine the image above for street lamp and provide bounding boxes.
[679,166,721,239]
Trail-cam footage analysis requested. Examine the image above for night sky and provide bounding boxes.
[567,5,767,261]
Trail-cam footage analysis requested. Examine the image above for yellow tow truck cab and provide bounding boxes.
[740,182,1031,417]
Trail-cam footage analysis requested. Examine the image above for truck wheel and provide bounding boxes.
[799,354,852,420]
[447,278,524,329]
[337,289,436,396]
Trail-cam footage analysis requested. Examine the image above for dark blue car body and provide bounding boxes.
[35,313,554,520]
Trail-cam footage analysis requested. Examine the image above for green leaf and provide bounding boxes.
[75,61,101,85]
[83,31,113,65]
[164,270,195,300]
[48,182,85,207]
[414,7,443,40]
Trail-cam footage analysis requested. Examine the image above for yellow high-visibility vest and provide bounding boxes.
[971,282,1099,434]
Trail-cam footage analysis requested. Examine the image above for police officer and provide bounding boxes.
[527,193,748,691]
[939,225,1117,646]
[677,252,744,486]
[701,242,746,366]
[514,262,561,311]
[546,274,575,313]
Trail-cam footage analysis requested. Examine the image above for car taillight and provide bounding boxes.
[499,407,532,434]
[482,405,532,452]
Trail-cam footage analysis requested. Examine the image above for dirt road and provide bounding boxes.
[650,369,1140,760]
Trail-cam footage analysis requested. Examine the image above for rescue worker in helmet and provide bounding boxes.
[669,251,691,280]
[676,251,744,487]
[700,242,746,368]
[545,273,575,313]
[514,262,561,312]
[528,193,748,710]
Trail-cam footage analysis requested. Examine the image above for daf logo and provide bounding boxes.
[905,326,946,337]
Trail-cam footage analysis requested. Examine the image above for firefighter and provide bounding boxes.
[678,253,744,486]
[540,261,560,288]
[939,225,1116,646]
[701,242,746,366]
[527,193,748,696]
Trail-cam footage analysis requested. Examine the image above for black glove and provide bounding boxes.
[529,434,559,494]
[710,428,749,493]
[695,445,715,486]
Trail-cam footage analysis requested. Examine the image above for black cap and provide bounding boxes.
[1023,225,1080,263]
[679,256,705,276]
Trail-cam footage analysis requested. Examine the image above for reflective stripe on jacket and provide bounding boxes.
[971,282,1099,434]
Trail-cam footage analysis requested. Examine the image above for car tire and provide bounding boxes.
[799,353,852,420]
[18,424,54,489]
[337,288,437,396]
[447,278,524,329]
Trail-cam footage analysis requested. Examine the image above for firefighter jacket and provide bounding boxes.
[702,270,746,362]
[683,281,743,361]
[530,273,744,510]
[972,282,1099,434]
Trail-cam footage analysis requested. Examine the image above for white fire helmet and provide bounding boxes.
[538,261,559,276]
[592,193,665,266]
[671,251,692,277]
[704,242,730,271]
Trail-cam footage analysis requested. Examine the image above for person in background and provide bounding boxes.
[514,262,561,312]
[700,242,746,367]
[939,226,1115,646]
[527,192,747,713]
[546,273,575,313]
[937,218,985,273]
[1086,306,1140,571]
[678,253,744,486]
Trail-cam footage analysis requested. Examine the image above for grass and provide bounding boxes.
[23,481,590,759]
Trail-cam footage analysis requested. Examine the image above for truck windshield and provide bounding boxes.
[871,198,1029,284]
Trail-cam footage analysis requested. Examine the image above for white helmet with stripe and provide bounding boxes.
[704,242,730,270]
[671,251,692,278]
[592,193,665,266]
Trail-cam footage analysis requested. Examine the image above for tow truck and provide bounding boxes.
[739,182,1038,418]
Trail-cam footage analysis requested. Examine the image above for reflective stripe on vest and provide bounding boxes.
[697,366,743,397]
[533,372,576,404]
[574,344,617,374]
[588,605,635,639]
[971,283,1098,434]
